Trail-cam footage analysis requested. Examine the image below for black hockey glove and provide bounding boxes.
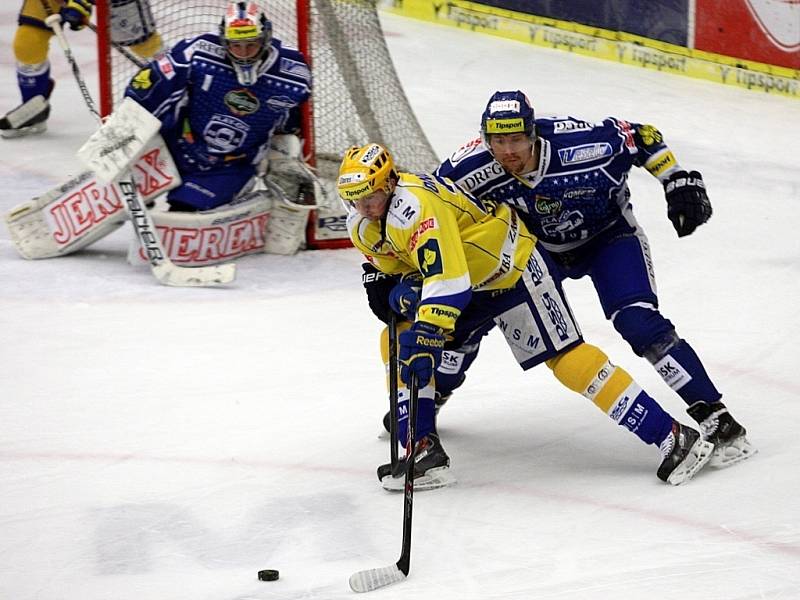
[663,170,712,238]
[361,263,399,324]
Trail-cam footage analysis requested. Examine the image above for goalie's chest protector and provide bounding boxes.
[184,47,308,163]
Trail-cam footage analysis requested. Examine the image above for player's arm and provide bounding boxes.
[626,119,712,238]
[123,41,192,129]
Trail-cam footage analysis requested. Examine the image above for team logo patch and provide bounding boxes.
[557,143,613,165]
[203,114,250,153]
[637,124,662,147]
[417,239,443,277]
[131,68,154,90]
[224,89,260,116]
[534,195,561,215]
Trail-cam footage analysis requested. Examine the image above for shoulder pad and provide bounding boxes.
[179,34,226,63]
[539,116,595,135]
[447,138,485,164]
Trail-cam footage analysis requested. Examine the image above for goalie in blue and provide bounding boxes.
[123,0,312,214]
[433,90,755,469]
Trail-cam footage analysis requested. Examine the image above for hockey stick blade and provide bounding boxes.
[349,564,406,593]
[152,261,236,287]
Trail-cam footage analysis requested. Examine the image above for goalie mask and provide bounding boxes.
[337,143,398,204]
[221,1,272,85]
[480,90,536,145]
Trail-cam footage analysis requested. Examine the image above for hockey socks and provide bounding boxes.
[17,61,53,102]
[548,343,674,446]
[396,385,437,446]
[652,338,722,405]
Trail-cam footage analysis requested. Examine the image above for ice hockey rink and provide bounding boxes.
[2,5,800,599]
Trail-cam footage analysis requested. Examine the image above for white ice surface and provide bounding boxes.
[1,8,800,600]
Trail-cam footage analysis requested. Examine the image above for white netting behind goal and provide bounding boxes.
[97,0,438,176]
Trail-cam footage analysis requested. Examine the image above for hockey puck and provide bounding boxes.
[258,569,279,581]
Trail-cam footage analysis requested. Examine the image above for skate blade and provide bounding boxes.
[667,439,714,486]
[0,122,46,139]
[709,435,757,468]
[380,466,456,492]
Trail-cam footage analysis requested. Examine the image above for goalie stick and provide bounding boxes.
[349,373,419,593]
[45,14,235,287]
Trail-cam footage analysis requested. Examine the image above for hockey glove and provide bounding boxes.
[399,321,446,388]
[664,170,712,237]
[362,263,399,324]
[60,0,94,30]
[388,273,422,320]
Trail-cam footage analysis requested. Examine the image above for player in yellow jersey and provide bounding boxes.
[1,0,163,138]
[339,142,715,489]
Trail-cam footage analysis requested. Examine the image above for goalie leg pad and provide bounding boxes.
[127,192,272,266]
[6,136,180,258]
[263,202,310,255]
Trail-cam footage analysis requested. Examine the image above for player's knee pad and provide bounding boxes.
[546,343,637,414]
[14,25,51,65]
[611,304,676,359]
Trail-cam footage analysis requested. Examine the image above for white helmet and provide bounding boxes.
[220,1,272,85]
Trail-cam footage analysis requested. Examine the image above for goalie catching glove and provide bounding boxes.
[399,321,446,388]
[261,134,325,254]
[663,170,712,237]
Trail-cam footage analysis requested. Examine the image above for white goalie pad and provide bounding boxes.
[126,192,272,267]
[78,97,162,183]
[5,136,181,259]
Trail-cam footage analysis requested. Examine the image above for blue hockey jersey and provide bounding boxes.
[125,33,311,175]
[436,117,681,253]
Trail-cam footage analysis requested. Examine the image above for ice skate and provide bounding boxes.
[657,421,714,485]
[0,95,49,139]
[378,433,455,491]
[687,401,756,468]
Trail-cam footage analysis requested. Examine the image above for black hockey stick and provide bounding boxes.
[349,372,419,593]
[87,22,149,70]
[388,312,400,469]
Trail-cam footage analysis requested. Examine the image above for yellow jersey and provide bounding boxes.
[347,172,537,332]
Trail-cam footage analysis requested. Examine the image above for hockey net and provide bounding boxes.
[95,0,438,248]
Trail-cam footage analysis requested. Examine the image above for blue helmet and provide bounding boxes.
[480,90,536,143]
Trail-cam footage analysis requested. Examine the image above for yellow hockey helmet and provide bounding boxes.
[337,143,398,203]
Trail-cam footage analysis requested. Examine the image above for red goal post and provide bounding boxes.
[94,0,437,249]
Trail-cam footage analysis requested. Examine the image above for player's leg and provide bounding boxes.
[590,231,754,467]
[2,3,55,138]
[377,321,454,491]
[490,245,713,484]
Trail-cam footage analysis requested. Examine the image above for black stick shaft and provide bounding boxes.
[388,312,399,468]
[396,373,418,576]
